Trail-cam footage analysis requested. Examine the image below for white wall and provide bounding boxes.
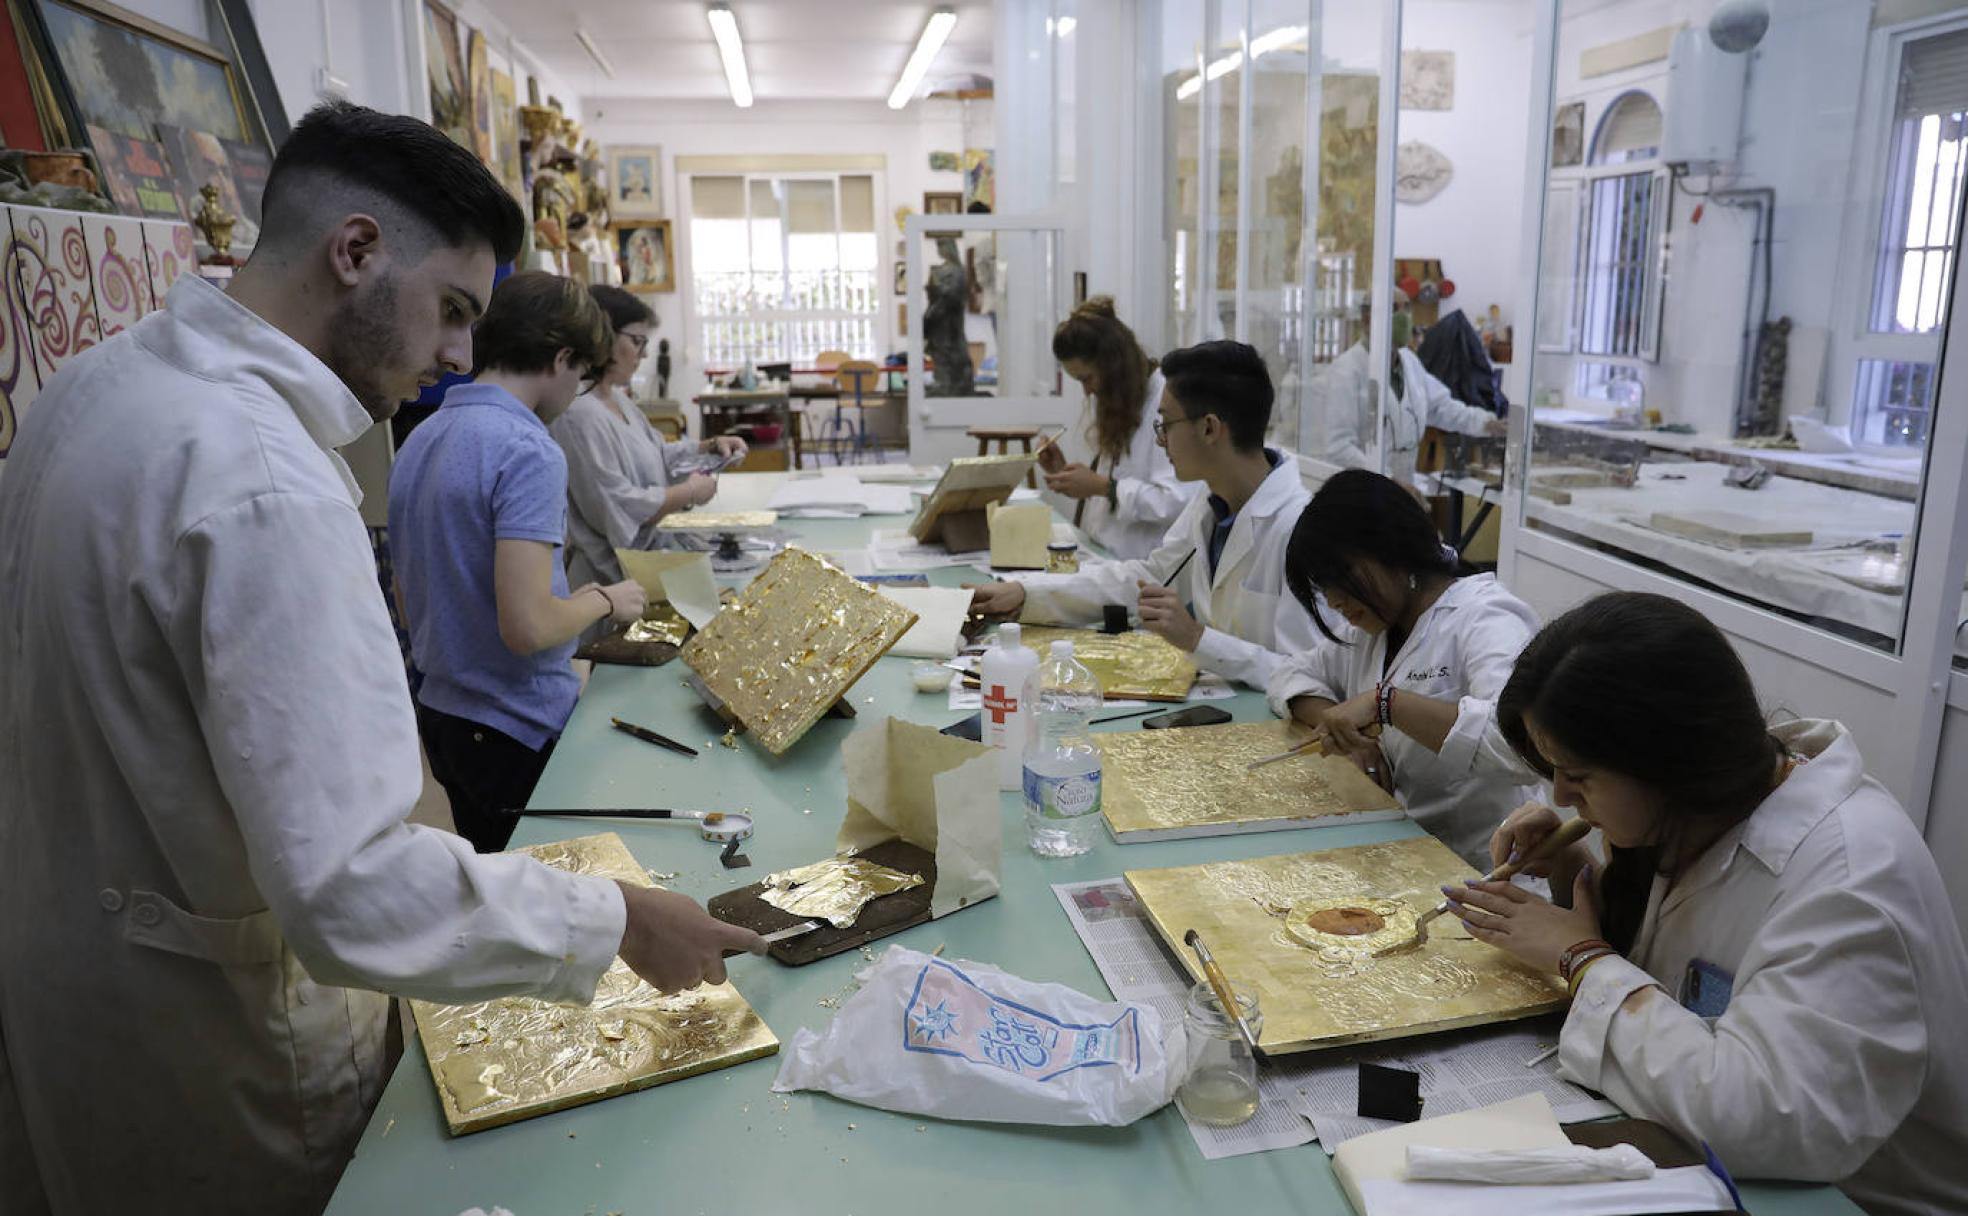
[1396,0,1536,403]
[581,95,989,407]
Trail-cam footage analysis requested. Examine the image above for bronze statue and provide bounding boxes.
[192,181,238,264]
[923,237,974,397]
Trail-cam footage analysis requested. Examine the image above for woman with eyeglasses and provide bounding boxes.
[550,285,747,587]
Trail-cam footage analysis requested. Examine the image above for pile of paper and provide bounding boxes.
[767,475,917,517]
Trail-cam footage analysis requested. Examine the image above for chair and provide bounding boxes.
[966,425,1043,488]
[800,351,853,463]
[824,360,883,465]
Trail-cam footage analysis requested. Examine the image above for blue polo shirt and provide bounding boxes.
[388,382,580,749]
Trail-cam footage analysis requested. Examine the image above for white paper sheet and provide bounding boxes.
[613,549,722,628]
[876,586,974,659]
[768,476,916,516]
[866,528,990,572]
[947,661,1235,712]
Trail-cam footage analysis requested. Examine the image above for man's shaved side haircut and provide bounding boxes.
[258,101,525,266]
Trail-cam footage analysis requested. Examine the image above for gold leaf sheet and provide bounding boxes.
[624,602,690,646]
[1097,720,1399,840]
[1013,626,1198,702]
[1125,836,1566,1055]
[681,548,917,755]
[656,510,780,530]
[411,833,778,1135]
[759,856,925,928]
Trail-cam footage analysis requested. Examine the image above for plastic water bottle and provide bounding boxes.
[1022,641,1104,857]
[980,624,1040,791]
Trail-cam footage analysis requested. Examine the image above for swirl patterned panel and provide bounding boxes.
[10,206,101,382]
[81,215,154,337]
[140,219,197,305]
[0,209,44,463]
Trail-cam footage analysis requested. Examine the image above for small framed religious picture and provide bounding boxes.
[614,220,675,293]
[923,191,963,216]
[893,260,906,296]
[607,145,663,218]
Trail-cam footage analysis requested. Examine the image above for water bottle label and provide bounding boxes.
[1023,768,1101,821]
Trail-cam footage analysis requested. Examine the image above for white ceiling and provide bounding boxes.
[476,0,996,103]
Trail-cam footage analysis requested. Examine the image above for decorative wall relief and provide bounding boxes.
[1399,51,1455,111]
[140,218,196,303]
[0,211,40,462]
[1395,141,1453,205]
[9,206,100,381]
[80,214,152,337]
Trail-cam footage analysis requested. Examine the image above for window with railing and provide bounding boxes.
[1575,92,1664,366]
[1852,26,1968,448]
[688,173,881,370]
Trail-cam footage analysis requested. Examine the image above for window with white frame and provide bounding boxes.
[1573,91,1665,392]
[688,173,881,370]
[1852,26,1968,448]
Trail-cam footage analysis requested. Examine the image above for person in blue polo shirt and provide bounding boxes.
[389,271,647,851]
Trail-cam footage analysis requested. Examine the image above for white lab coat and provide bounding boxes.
[0,277,626,1216]
[1315,344,1498,485]
[550,389,698,586]
[1060,371,1202,560]
[1265,575,1539,864]
[1560,720,1968,1216]
[1019,453,1316,690]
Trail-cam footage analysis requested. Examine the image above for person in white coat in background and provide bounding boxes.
[1040,297,1199,559]
[1268,469,1539,864]
[1444,592,1968,1216]
[0,103,763,1216]
[1316,306,1505,488]
[550,284,745,588]
[966,340,1317,691]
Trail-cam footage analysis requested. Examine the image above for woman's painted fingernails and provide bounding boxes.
[1507,847,1521,863]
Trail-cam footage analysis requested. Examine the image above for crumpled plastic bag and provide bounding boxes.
[772,945,1185,1127]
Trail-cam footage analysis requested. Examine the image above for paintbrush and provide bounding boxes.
[1160,548,1197,588]
[1373,817,1595,957]
[1184,929,1263,1059]
[1246,735,1323,770]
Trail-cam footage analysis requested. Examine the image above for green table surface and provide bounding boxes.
[327,478,1859,1216]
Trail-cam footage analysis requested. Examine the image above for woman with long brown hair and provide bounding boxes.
[1443,592,1967,1215]
[1046,297,1197,558]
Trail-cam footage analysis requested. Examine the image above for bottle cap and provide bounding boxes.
[1000,623,1021,645]
[1050,640,1073,659]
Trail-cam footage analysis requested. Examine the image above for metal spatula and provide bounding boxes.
[1373,817,1594,957]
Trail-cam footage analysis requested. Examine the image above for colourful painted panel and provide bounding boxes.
[0,208,44,466]
[141,218,197,304]
[81,213,153,337]
[7,204,101,383]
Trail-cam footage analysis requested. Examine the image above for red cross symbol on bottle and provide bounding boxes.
[983,684,1018,726]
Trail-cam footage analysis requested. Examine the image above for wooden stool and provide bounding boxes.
[967,425,1042,488]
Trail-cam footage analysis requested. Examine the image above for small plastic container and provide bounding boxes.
[912,660,953,693]
[1046,541,1080,573]
[1175,980,1262,1127]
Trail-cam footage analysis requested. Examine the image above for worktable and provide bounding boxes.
[325,474,1862,1216]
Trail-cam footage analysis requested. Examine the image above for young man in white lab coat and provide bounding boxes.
[0,103,762,1216]
[966,340,1317,691]
[1447,593,1968,1216]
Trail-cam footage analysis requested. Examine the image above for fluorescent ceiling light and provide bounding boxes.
[707,5,753,108]
[1174,24,1306,100]
[1048,16,1076,37]
[889,8,957,109]
[575,27,615,78]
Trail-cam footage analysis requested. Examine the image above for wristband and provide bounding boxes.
[593,585,617,620]
[1375,683,1397,729]
[1558,937,1615,983]
[1567,950,1617,996]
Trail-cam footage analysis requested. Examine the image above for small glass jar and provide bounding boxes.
[1175,980,1262,1126]
[1046,541,1080,574]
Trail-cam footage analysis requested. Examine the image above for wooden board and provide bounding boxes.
[907,453,1037,545]
[1125,836,1567,1056]
[709,839,936,966]
[1649,510,1814,550]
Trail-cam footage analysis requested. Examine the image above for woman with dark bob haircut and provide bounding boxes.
[1272,468,1539,863]
[1440,591,1968,1215]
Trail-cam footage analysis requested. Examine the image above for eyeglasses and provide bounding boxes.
[1151,414,1197,442]
[623,332,651,351]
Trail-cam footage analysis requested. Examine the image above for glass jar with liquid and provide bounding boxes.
[1175,981,1262,1126]
[1046,541,1080,573]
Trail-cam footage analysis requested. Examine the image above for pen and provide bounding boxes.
[610,717,700,757]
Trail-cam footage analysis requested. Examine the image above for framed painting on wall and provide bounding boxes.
[607,146,662,219]
[489,67,523,205]
[923,191,962,216]
[467,28,493,164]
[423,1,472,151]
[613,220,674,293]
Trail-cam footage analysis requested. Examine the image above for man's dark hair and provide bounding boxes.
[589,283,656,333]
[260,101,525,265]
[1159,340,1273,451]
[472,272,612,377]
